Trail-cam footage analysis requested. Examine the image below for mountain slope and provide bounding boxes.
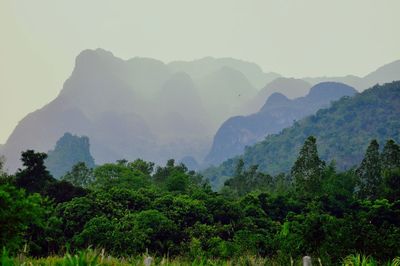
[204,82,357,165]
[204,81,400,188]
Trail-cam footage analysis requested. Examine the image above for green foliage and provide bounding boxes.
[223,159,273,197]
[2,250,399,266]
[381,139,400,170]
[2,138,400,263]
[382,168,400,201]
[92,163,150,190]
[205,81,400,188]
[15,150,55,194]
[291,135,325,196]
[342,254,378,266]
[356,140,382,199]
[0,183,45,253]
[62,249,100,266]
[62,162,95,188]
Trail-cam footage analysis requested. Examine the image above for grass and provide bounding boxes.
[342,254,400,266]
[1,248,399,266]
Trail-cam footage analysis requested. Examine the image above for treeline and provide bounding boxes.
[0,137,399,264]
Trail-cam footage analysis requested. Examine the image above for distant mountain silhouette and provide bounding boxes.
[204,82,357,165]
[303,60,400,90]
[168,57,280,89]
[194,66,258,126]
[1,49,270,172]
[45,133,95,178]
[241,78,312,114]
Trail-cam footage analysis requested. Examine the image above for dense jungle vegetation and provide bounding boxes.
[0,136,399,265]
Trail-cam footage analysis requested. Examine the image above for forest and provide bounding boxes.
[203,81,400,189]
[1,136,399,265]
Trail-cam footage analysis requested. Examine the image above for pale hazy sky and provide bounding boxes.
[1,0,400,143]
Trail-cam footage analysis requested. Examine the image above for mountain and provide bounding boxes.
[45,133,95,178]
[241,78,312,114]
[168,56,280,89]
[1,49,268,172]
[204,82,357,166]
[194,66,258,125]
[363,60,400,86]
[203,81,400,189]
[241,59,400,115]
[303,60,400,91]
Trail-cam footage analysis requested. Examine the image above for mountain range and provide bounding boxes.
[1,49,276,172]
[204,82,357,165]
[240,78,312,114]
[203,81,400,189]
[304,60,400,91]
[1,49,400,173]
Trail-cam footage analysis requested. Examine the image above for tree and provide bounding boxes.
[291,136,325,195]
[104,210,179,255]
[382,168,400,201]
[55,196,98,241]
[166,172,189,192]
[62,162,94,188]
[92,163,150,190]
[380,140,400,201]
[0,155,5,175]
[128,159,154,176]
[224,162,273,196]
[44,180,87,203]
[0,156,12,185]
[381,139,400,171]
[15,150,55,194]
[0,183,45,253]
[356,140,382,199]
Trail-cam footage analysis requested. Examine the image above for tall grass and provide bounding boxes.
[342,254,400,266]
[1,248,399,266]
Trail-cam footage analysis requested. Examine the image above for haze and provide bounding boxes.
[1,0,400,144]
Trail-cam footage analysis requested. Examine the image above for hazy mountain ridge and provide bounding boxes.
[203,81,400,189]
[241,59,400,115]
[303,60,400,90]
[241,78,312,114]
[204,82,357,166]
[194,66,258,126]
[168,56,281,89]
[1,49,273,172]
[2,48,400,172]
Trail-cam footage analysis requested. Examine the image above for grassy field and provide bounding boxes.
[2,249,400,266]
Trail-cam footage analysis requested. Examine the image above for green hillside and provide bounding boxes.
[204,81,400,188]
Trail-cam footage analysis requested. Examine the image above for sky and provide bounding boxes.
[1,0,400,144]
